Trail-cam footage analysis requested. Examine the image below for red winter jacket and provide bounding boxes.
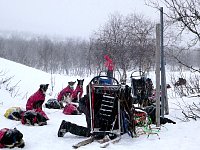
[57,86,74,102]
[63,103,77,115]
[104,55,114,71]
[26,90,45,110]
[21,109,49,125]
[35,108,49,120]
[71,85,83,100]
[0,128,9,148]
[21,110,37,125]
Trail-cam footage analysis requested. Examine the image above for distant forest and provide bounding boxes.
[0,13,199,77]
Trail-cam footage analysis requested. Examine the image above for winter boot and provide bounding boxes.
[58,120,70,137]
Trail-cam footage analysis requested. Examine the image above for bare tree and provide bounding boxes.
[91,13,155,80]
[146,0,200,41]
[146,0,200,72]
[125,14,155,74]
[0,37,5,57]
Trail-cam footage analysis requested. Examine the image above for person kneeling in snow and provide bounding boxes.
[57,95,95,138]
[57,95,116,139]
[21,110,48,126]
[0,128,25,148]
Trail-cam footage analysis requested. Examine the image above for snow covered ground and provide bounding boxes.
[0,57,200,150]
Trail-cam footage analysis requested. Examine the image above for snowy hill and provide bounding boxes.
[0,57,200,150]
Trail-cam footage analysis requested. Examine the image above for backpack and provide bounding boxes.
[45,99,62,109]
[4,107,24,121]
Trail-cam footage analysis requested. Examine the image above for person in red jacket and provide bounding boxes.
[57,81,76,103]
[104,55,114,78]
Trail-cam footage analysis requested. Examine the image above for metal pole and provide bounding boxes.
[118,95,121,135]
[160,7,167,117]
[88,83,93,133]
[160,7,165,117]
[156,24,161,127]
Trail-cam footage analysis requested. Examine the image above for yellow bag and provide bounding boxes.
[4,107,23,121]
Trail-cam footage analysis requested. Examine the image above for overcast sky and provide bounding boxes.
[0,0,160,39]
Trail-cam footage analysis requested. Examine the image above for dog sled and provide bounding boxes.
[88,75,121,136]
[72,75,122,148]
[73,70,176,148]
[73,75,159,148]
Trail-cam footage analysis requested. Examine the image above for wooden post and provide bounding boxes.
[160,7,169,116]
[156,24,161,127]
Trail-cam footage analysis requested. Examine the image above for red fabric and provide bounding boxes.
[104,55,114,71]
[57,86,74,101]
[20,111,36,125]
[20,111,26,125]
[20,111,37,125]
[0,128,9,148]
[71,85,83,100]
[63,104,77,115]
[21,109,49,125]
[26,90,45,110]
[35,108,49,120]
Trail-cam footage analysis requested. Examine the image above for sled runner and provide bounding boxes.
[72,136,95,149]
[72,134,121,149]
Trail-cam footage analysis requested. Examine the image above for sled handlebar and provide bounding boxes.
[130,71,146,78]
[89,75,119,85]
